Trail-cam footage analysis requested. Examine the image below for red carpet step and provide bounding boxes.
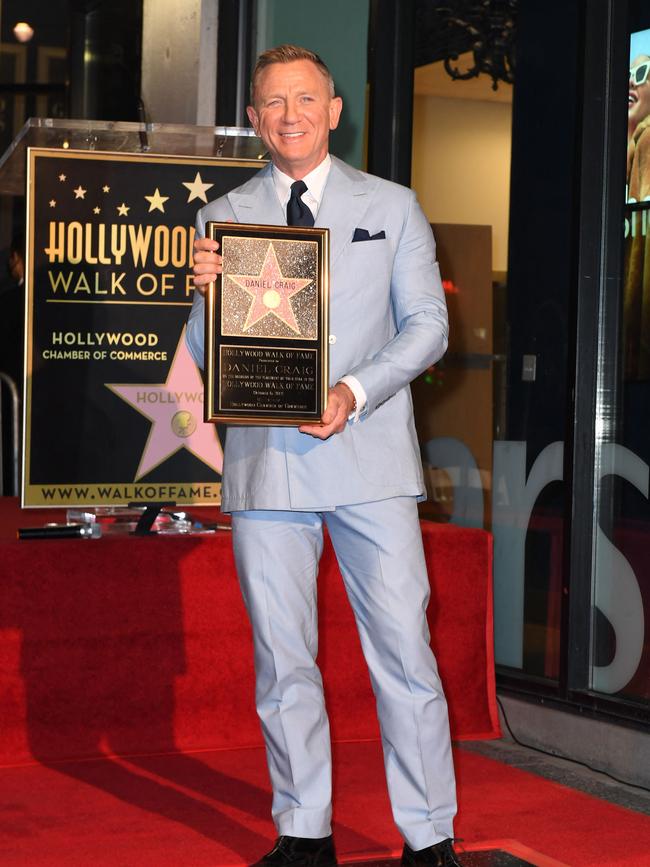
[0,498,499,766]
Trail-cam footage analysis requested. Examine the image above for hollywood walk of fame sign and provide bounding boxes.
[205,222,329,425]
[22,147,263,507]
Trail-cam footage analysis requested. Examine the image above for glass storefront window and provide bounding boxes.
[593,12,650,704]
[410,35,571,688]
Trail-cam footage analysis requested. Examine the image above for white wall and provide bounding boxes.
[411,94,512,274]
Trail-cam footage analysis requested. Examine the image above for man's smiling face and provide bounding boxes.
[247,59,343,179]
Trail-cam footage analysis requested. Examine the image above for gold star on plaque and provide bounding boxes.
[102,185,110,193]
[49,199,56,208]
[117,203,130,216]
[74,185,87,199]
[229,242,312,334]
[182,172,214,203]
[145,187,169,213]
[93,206,101,214]
[58,174,66,182]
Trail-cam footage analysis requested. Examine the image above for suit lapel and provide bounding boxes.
[228,164,285,225]
[316,157,374,269]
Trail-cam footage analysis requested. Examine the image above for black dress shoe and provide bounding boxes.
[402,839,463,867]
[252,835,337,867]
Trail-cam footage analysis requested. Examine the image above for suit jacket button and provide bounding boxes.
[329,335,336,344]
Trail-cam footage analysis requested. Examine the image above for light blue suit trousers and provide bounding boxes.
[232,498,457,849]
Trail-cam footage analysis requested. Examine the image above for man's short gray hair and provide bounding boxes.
[250,44,336,104]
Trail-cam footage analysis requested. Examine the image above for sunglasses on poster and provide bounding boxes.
[630,62,650,86]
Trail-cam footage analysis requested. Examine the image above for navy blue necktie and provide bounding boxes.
[287,180,315,227]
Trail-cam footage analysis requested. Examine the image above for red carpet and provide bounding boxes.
[2,742,650,866]
[4,499,646,865]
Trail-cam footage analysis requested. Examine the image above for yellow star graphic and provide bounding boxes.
[102,185,110,193]
[93,206,101,214]
[145,187,169,213]
[49,199,56,208]
[182,172,214,203]
[74,185,87,199]
[58,174,66,182]
[117,203,130,216]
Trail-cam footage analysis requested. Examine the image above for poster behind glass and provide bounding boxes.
[597,17,650,704]
[624,26,650,380]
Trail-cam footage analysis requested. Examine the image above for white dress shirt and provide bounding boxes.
[273,155,331,221]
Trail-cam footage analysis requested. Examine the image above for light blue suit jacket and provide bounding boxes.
[186,156,448,512]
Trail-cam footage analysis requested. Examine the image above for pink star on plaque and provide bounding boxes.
[229,242,312,334]
[106,328,223,480]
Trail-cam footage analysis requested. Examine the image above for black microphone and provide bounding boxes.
[17,523,102,540]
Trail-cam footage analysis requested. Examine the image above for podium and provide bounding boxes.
[0,119,266,508]
[0,117,266,195]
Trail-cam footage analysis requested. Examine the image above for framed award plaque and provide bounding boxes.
[204,222,329,425]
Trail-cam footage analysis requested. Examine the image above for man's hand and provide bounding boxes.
[299,381,356,440]
[192,236,222,295]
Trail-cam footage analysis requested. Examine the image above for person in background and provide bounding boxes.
[187,44,462,867]
[0,231,25,389]
[0,231,25,495]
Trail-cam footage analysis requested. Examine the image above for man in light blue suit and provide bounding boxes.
[187,44,461,867]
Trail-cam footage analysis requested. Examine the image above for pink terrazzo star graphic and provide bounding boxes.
[228,242,312,334]
[106,328,223,480]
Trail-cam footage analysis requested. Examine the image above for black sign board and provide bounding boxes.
[23,148,263,507]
